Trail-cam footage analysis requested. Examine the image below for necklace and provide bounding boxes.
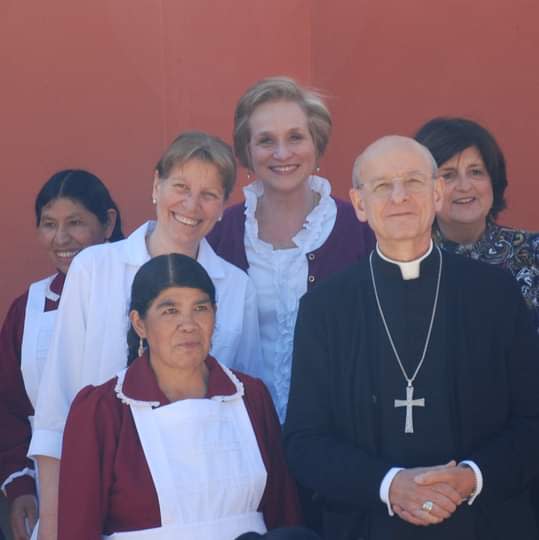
[369,246,443,434]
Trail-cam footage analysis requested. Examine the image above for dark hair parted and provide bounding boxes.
[155,131,236,200]
[127,254,216,364]
[414,117,508,220]
[35,169,124,241]
[234,76,332,169]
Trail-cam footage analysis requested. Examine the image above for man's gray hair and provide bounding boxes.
[352,137,438,189]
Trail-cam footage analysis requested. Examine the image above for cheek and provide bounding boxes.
[201,315,215,341]
[73,225,107,248]
[439,187,454,210]
[481,183,495,206]
[37,229,54,250]
[202,201,224,221]
[302,141,317,163]
[249,148,266,171]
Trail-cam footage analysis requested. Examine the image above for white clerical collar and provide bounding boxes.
[376,241,434,280]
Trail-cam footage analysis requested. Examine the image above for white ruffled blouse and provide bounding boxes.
[244,176,337,423]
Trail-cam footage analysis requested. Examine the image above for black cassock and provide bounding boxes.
[284,249,539,540]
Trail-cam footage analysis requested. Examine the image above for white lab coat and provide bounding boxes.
[29,222,262,460]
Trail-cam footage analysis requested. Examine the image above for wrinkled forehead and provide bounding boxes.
[361,145,434,183]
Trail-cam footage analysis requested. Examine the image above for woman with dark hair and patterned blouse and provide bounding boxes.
[415,117,538,330]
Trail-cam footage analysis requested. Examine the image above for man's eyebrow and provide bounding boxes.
[368,170,429,182]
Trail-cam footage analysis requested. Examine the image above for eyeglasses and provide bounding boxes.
[358,174,434,199]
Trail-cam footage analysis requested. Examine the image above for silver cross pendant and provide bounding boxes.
[394,384,425,434]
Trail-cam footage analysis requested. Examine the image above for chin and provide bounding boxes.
[448,213,485,226]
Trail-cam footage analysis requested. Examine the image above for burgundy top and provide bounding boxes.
[58,355,302,539]
[207,198,375,289]
[0,273,65,501]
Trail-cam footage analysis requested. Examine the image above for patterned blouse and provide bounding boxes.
[433,221,539,331]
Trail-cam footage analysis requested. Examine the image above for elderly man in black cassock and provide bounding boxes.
[284,135,539,540]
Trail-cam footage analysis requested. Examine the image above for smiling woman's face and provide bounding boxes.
[152,158,225,253]
[437,146,494,232]
[37,197,112,273]
[247,100,317,194]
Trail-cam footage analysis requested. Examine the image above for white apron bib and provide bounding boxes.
[21,275,60,415]
[21,275,60,540]
[105,365,268,540]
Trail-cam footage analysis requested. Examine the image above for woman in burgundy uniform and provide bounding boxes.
[0,170,122,540]
[58,254,300,540]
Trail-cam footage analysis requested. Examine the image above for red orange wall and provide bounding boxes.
[1,0,538,321]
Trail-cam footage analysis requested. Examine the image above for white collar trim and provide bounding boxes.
[113,362,244,408]
[243,175,334,253]
[376,241,433,280]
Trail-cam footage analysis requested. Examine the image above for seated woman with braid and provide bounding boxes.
[57,254,300,540]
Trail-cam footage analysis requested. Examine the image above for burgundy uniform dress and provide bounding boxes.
[58,355,301,540]
[0,273,65,503]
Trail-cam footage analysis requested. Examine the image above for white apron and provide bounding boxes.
[21,275,60,415]
[105,365,268,540]
[21,275,60,540]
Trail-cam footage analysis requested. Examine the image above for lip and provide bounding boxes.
[53,249,81,259]
[387,211,415,218]
[453,197,476,205]
[268,164,300,175]
[175,341,201,349]
[172,213,201,226]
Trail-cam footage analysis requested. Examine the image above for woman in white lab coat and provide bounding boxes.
[31,132,262,540]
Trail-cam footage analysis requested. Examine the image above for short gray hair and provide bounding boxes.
[352,137,438,189]
[155,131,236,200]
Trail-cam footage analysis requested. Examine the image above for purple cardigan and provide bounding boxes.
[207,197,376,291]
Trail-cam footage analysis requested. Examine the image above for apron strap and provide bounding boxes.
[21,275,57,409]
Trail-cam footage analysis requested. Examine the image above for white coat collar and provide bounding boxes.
[117,221,153,267]
[117,221,225,282]
[197,237,226,281]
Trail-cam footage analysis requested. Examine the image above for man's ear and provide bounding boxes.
[130,310,146,339]
[432,176,444,213]
[349,187,369,223]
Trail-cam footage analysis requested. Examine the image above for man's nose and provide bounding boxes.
[390,180,408,203]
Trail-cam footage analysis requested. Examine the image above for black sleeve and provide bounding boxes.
[469,279,539,505]
[284,291,391,509]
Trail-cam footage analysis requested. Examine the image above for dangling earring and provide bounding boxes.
[218,215,223,222]
[138,337,145,358]
[152,198,156,204]
[315,166,320,174]
[247,171,252,180]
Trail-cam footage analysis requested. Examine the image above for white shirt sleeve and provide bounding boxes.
[29,255,92,460]
[229,277,263,378]
[379,467,403,516]
[460,460,483,504]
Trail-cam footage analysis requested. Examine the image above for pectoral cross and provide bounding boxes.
[394,384,425,434]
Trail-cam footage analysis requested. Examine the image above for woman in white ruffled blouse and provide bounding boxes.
[208,77,375,423]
